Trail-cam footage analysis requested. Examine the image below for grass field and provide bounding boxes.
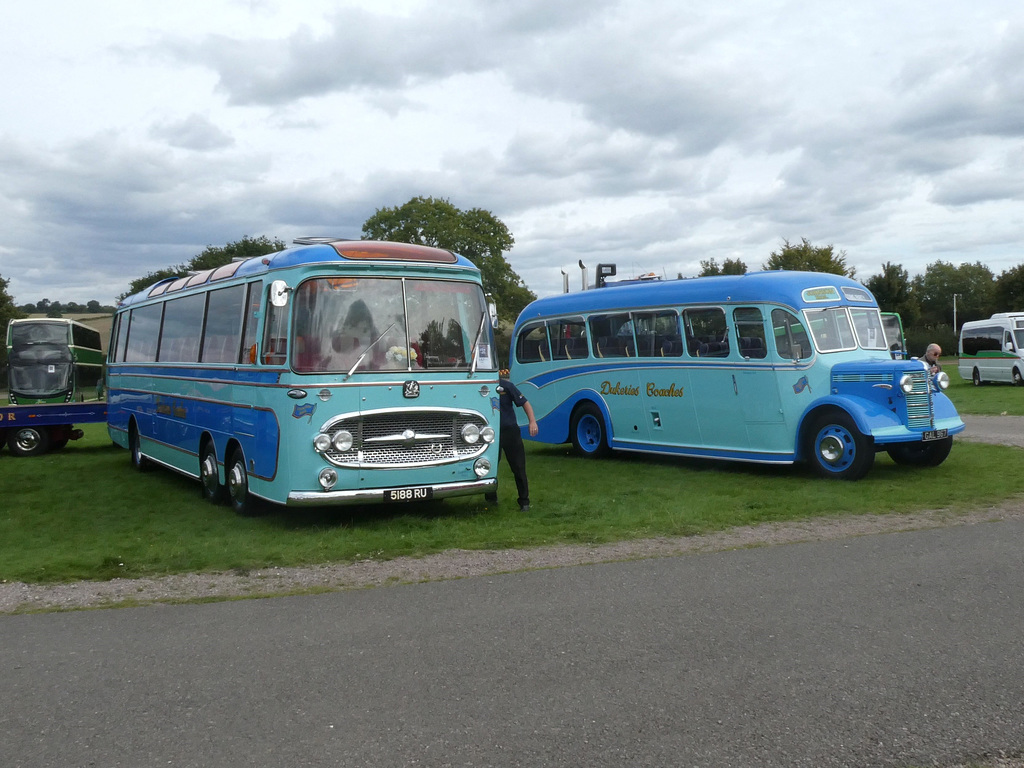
[3,365,1023,584]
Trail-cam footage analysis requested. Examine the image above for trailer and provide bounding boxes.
[0,401,108,457]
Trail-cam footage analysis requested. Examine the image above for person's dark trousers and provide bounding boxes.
[498,429,530,509]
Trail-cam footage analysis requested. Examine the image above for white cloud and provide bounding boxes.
[0,0,1023,306]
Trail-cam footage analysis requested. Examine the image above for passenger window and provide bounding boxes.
[733,307,767,359]
[771,308,811,360]
[634,311,681,357]
[548,318,588,360]
[515,323,550,364]
[589,314,634,357]
[683,308,728,358]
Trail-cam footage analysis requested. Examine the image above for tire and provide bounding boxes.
[129,422,153,472]
[7,427,51,457]
[200,441,226,504]
[226,447,261,516]
[805,412,874,480]
[972,367,982,386]
[1013,368,1023,387]
[570,402,611,458]
[886,436,953,467]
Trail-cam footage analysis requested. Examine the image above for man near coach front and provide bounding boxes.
[488,375,539,511]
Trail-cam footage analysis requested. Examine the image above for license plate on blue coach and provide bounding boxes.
[385,487,433,502]
[922,428,948,441]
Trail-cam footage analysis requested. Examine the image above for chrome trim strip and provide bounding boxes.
[286,478,496,507]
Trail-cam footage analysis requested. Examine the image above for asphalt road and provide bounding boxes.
[3,515,1024,768]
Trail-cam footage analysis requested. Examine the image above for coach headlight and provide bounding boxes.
[473,457,491,478]
[935,371,950,390]
[899,374,915,394]
[332,430,354,452]
[461,423,480,444]
[318,467,338,490]
[480,425,495,444]
[313,433,332,452]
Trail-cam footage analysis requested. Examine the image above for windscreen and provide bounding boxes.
[291,276,496,373]
[804,308,858,352]
[8,344,73,397]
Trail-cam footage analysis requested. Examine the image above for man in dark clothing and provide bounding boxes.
[488,378,539,511]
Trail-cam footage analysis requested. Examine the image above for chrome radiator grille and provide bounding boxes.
[321,409,489,468]
[903,370,933,428]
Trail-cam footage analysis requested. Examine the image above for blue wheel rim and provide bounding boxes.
[577,414,602,453]
[814,424,856,473]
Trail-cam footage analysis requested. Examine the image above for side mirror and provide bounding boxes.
[269,279,291,308]
[487,299,498,329]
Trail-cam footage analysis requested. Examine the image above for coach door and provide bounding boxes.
[732,306,786,454]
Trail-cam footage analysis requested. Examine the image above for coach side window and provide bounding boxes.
[262,289,289,366]
[589,314,634,357]
[159,293,205,362]
[771,308,811,361]
[201,284,246,364]
[548,318,588,360]
[634,311,681,357]
[515,322,550,364]
[733,307,767,359]
[124,304,163,363]
[683,308,728,358]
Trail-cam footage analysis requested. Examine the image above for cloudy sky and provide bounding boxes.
[2,0,1022,307]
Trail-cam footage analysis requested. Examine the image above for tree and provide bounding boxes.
[994,264,1024,311]
[121,235,287,299]
[0,274,26,376]
[864,262,920,326]
[763,238,854,277]
[912,260,995,327]
[698,257,747,276]
[361,196,535,321]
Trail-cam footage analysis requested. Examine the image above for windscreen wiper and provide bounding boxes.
[468,311,488,379]
[344,322,395,381]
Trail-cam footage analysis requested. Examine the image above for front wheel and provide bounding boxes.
[805,412,874,480]
[570,403,610,458]
[7,427,51,457]
[886,437,953,467]
[1013,367,1023,386]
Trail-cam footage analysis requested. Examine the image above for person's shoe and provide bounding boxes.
[519,503,530,512]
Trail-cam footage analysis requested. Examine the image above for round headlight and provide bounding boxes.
[474,457,491,478]
[313,433,332,452]
[461,423,480,444]
[318,467,338,490]
[332,430,354,452]
[936,371,950,390]
[480,426,495,444]
[899,374,915,394]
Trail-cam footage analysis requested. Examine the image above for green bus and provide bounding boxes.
[6,318,105,405]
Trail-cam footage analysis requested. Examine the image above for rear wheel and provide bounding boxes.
[570,403,610,458]
[805,412,874,480]
[200,441,226,503]
[972,367,982,386]
[129,422,152,471]
[886,437,953,467]
[7,427,51,457]
[226,447,260,516]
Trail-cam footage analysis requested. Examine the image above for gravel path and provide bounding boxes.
[3,415,1022,614]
